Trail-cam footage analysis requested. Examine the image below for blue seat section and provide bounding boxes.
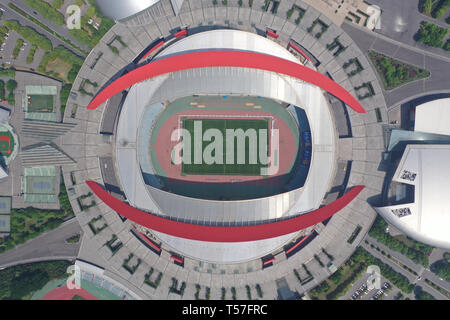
[137,102,165,188]
[286,106,312,190]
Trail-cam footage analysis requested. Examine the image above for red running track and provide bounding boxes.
[86,50,366,113]
[40,285,99,300]
[86,180,364,242]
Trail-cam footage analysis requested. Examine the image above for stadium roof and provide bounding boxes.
[95,0,161,21]
[114,30,338,223]
[375,144,450,249]
[91,29,363,262]
[95,0,184,21]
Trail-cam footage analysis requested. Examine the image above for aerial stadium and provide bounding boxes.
[84,28,365,263]
[59,0,389,300]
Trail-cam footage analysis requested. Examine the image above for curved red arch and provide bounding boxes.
[87,50,366,113]
[86,180,365,242]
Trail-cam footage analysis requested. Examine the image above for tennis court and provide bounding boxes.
[27,94,55,113]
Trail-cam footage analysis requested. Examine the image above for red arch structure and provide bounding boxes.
[86,180,365,242]
[87,50,366,113]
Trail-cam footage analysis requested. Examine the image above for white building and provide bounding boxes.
[375,98,450,249]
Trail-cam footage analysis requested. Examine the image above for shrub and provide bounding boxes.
[24,0,65,26]
[431,260,450,281]
[415,21,449,48]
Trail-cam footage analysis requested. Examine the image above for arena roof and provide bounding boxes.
[95,0,161,21]
[375,144,450,249]
[414,98,450,136]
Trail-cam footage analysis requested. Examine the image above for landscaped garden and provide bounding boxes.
[68,0,115,50]
[415,21,450,51]
[368,51,430,90]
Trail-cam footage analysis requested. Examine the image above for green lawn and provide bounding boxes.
[181,118,269,176]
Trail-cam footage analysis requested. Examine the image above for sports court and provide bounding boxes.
[27,94,55,113]
[0,130,13,155]
[23,85,58,122]
[181,117,270,176]
[0,123,18,165]
[22,167,57,204]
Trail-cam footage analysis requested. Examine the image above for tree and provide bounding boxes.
[10,270,49,299]
[6,79,17,92]
[422,0,433,15]
[431,260,450,281]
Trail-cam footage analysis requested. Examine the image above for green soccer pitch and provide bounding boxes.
[181,118,270,176]
[27,94,55,113]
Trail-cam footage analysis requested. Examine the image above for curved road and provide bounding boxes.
[342,21,450,108]
[0,218,82,269]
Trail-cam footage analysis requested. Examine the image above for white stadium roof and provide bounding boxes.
[114,29,337,262]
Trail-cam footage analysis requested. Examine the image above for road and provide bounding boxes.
[0,218,82,269]
[361,239,449,300]
[342,21,450,108]
[368,0,450,58]
[340,273,410,300]
[0,0,87,57]
[365,235,450,293]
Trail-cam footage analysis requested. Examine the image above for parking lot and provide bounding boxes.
[0,4,67,71]
[341,273,411,300]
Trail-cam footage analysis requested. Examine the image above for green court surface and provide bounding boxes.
[181,118,269,176]
[0,131,14,155]
[27,94,55,113]
[31,278,66,300]
[25,176,56,194]
[78,279,121,300]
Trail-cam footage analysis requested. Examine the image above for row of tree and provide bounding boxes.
[422,0,450,19]
[369,217,432,267]
[0,260,71,299]
[352,247,415,294]
[24,0,65,26]
[3,20,52,51]
[431,260,450,281]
